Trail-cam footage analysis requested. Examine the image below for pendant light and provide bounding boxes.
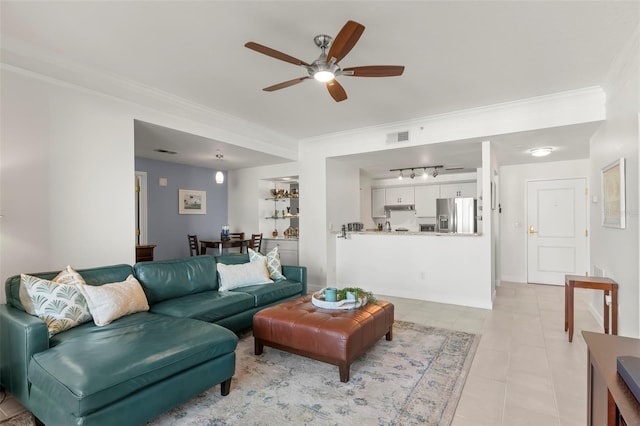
[215,151,224,184]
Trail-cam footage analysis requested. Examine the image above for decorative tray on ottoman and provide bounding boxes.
[311,289,367,310]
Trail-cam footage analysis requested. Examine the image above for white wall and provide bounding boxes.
[500,159,590,283]
[0,67,296,304]
[589,27,639,338]
[298,89,605,293]
[1,70,135,301]
[227,162,299,238]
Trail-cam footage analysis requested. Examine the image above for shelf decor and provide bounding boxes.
[601,158,625,229]
[178,189,206,215]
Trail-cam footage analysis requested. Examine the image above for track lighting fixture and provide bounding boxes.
[390,165,443,180]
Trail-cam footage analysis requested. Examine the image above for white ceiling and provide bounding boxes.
[2,1,638,179]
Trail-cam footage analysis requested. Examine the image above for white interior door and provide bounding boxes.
[527,178,587,285]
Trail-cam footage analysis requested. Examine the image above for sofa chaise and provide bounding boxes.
[0,253,307,425]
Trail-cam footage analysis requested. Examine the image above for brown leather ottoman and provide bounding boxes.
[253,295,394,382]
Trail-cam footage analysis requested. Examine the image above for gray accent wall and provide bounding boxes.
[135,157,228,260]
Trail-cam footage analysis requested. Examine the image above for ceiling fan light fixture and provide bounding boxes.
[314,70,335,82]
[530,147,553,157]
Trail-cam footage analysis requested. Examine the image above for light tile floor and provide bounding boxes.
[384,281,601,426]
[0,281,601,425]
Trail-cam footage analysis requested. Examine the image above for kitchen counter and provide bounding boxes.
[263,237,299,240]
[335,230,481,237]
[335,231,492,309]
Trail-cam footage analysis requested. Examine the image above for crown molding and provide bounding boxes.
[301,86,605,146]
[0,38,298,158]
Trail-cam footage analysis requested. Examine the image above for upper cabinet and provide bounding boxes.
[371,188,387,218]
[385,187,415,205]
[414,185,440,217]
[439,182,477,198]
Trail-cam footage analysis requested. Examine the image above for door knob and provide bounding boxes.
[528,225,537,235]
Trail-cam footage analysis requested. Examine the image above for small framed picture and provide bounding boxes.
[601,158,625,228]
[179,189,207,215]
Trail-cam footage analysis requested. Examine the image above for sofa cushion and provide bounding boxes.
[77,275,149,326]
[28,312,238,417]
[19,273,92,337]
[149,290,255,322]
[230,279,303,307]
[217,259,273,291]
[134,256,217,304]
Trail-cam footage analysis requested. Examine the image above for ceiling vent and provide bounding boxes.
[386,131,410,144]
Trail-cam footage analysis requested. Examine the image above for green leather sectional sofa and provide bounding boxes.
[0,254,307,425]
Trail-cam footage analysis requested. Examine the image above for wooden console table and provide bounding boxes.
[565,275,618,342]
[583,331,640,426]
[135,244,156,262]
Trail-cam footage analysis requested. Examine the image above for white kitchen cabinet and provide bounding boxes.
[439,182,477,198]
[262,238,298,266]
[385,187,415,205]
[414,185,440,217]
[371,188,387,218]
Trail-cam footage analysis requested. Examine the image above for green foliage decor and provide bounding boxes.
[337,287,377,304]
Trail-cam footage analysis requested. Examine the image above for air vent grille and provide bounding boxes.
[386,130,410,144]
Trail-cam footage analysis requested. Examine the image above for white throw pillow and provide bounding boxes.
[77,275,149,326]
[248,247,285,280]
[20,267,93,337]
[217,258,274,291]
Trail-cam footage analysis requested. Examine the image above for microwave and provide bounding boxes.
[419,224,435,232]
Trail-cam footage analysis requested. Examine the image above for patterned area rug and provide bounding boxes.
[150,321,479,426]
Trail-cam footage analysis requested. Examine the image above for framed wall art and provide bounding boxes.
[179,189,207,215]
[601,158,625,228]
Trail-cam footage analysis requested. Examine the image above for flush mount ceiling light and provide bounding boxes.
[529,147,553,157]
[215,151,224,184]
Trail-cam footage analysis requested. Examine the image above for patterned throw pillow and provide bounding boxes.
[248,247,285,280]
[77,275,149,326]
[20,267,93,337]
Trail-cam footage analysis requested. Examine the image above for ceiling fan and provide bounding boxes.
[245,20,405,102]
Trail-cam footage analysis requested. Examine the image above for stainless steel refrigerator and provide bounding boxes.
[436,197,477,234]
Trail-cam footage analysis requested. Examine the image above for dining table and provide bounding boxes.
[200,239,251,255]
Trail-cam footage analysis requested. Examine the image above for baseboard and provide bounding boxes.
[588,303,604,329]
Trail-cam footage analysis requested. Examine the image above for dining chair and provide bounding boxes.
[228,232,245,253]
[249,233,263,253]
[187,234,200,256]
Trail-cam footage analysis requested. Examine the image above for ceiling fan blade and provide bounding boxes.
[327,20,365,64]
[326,79,347,102]
[245,42,310,67]
[342,65,405,77]
[263,76,310,92]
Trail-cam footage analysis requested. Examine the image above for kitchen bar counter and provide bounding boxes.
[335,231,482,237]
[335,231,492,309]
